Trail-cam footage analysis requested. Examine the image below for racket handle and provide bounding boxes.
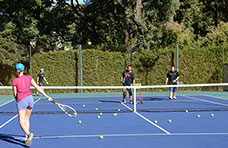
[50,100,58,105]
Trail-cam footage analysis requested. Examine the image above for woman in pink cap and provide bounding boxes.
[12,63,52,146]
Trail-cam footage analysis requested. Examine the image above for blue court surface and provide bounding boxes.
[1,92,228,148]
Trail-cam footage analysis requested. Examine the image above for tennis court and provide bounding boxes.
[1,85,228,148]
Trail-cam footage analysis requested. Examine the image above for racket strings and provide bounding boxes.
[62,105,77,116]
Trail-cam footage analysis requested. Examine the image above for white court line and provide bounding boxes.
[0,115,18,129]
[33,132,228,139]
[121,103,171,135]
[36,101,103,105]
[202,94,228,101]
[0,98,41,129]
[0,98,14,107]
[184,96,228,107]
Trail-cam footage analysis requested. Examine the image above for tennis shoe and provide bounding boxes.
[129,101,133,104]
[26,133,34,146]
[122,100,126,104]
[173,96,176,100]
[22,136,28,143]
[169,96,173,100]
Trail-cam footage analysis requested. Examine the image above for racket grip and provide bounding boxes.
[50,100,58,105]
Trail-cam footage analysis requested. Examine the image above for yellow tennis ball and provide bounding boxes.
[118,109,121,111]
[113,113,117,116]
[211,114,214,117]
[100,113,103,115]
[197,115,200,118]
[96,108,98,110]
[83,105,85,107]
[73,113,77,115]
[97,116,101,119]
[168,120,172,123]
[78,120,82,124]
[88,41,92,45]
[99,135,103,139]
[185,110,188,113]
[154,120,158,124]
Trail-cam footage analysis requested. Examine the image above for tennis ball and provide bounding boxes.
[97,116,101,119]
[100,113,103,115]
[168,120,172,123]
[197,115,200,118]
[83,105,85,107]
[211,114,214,117]
[73,113,77,115]
[185,110,188,113]
[154,120,158,124]
[113,113,117,116]
[88,41,92,45]
[99,135,103,139]
[96,108,98,110]
[78,120,82,124]
[118,109,121,112]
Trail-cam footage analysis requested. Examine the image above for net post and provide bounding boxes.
[175,43,178,72]
[128,44,131,65]
[29,42,32,76]
[133,86,136,112]
[79,44,82,93]
[223,43,224,83]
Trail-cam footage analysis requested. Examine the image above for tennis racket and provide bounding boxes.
[50,100,77,117]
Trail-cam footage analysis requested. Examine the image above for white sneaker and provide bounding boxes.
[173,96,176,100]
[169,96,173,100]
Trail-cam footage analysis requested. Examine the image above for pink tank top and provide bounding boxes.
[12,75,33,102]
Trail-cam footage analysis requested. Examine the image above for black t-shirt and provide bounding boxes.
[167,70,179,85]
[122,70,135,86]
[37,73,45,83]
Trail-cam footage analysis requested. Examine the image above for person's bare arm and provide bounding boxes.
[44,77,48,84]
[121,75,123,83]
[13,86,17,100]
[165,78,169,85]
[132,79,135,86]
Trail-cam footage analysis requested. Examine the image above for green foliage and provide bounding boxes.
[0,24,26,66]
[200,22,228,47]
[162,22,196,49]
[30,46,225,88]
[32,49,127,88]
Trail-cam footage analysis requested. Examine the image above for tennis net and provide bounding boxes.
[1,83,228,114]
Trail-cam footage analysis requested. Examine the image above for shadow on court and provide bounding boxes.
[99,100,121,104]
[0,133,28,147]
[142,97,168,101]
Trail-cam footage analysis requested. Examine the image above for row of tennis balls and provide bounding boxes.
[153,113,215,124]
[78,112,118,123]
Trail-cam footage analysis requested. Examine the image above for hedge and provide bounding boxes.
[30,47,225,90]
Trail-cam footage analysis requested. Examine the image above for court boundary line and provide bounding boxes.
[184,96,228,107]
[202,95,228,101]
[33,132,228,139]
[0,99,14,107]
[0,98,41,129]
[121,103,171,134]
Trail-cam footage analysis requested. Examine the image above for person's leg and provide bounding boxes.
[129,89,133,103]
[122,89,127,103]
[18,110,30,136]
[36,83,43,95]
[25,108,32,134]
[173,87,177,100]
[169,88,173,100]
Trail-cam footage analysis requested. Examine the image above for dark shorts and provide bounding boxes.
[17,95,34,111]
[39,82,43,86]
[123,84,133,94]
